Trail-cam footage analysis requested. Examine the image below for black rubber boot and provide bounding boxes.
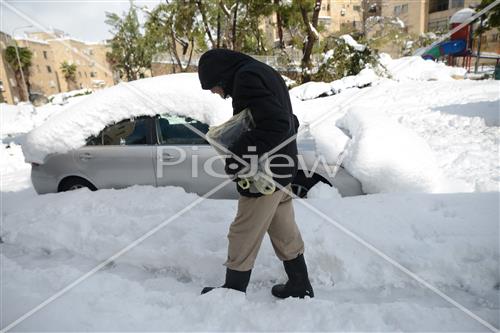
[271,254,314,299]
[201,268,251,295]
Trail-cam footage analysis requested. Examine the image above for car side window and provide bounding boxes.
[86,118,151,146]
[156,114,209,145]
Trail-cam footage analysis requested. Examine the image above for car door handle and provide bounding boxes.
[79,152,93,161]
[162,154,174,161]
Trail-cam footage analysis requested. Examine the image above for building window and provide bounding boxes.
[90,72,97,78]
[84,72,87,77]
[341,8,346,16]
[43,50,48,59]
[104,72,108,77]
[47,65,52,73]
[451,0,464,8]
[327,3,330,10]
[394,4,408,15]
[353,5,360,11]
[429,0,449,13]
[79,72,82,78]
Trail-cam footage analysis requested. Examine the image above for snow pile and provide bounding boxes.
[380,54,467,81]
[290,68,378,101]
[450,8,475,24]
[1,186,498,331]
[49,88,93,105]
[22,73,232,163]
[339,34,366,51]
[0,103,37,137]
[338,106,442,193]
[289,81,333,100]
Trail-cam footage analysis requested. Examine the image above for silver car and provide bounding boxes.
[31,113,362,198]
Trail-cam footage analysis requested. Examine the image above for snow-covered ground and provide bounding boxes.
[1,56,499,331]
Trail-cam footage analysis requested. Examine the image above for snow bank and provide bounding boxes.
[289,81,333,100]
[49,88,93,105]
[0,103,37,137]
[450,8,475,24]
[338,106,442,193]
[22,73,232,163]
[1,186,498,331]
[381,54,467,81]
[290,68,378,101]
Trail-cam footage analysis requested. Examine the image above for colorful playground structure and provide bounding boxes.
[421,8,500,72]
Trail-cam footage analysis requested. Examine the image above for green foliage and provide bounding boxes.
[60,61,77,81]
[5,45,32,72]
[313,35,380,82]
[5,45,32,100]
[144,1,203,72]
[105,2,149,81]
[477,0,500,32]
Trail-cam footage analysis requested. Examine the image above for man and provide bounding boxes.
[198,49,313,299]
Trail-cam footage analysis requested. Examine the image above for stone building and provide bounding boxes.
[0,32,21,104]
[15,37,61,97]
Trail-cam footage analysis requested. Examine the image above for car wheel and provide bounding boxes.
[58,177,97,192]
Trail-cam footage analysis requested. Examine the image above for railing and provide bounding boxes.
[152,51,322,71]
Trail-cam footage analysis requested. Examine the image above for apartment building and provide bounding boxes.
[15,37,61,97]
[380,0,429,34]
[0,32,21,104]
[0,29,115,104]
[319,0,381,33]
[27,31,114,92]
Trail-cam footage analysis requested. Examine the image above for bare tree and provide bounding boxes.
[299,0,322,83]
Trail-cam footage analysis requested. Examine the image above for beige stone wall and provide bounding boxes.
[16,38,61,96]
[380,0,428,35]
[22,31,114,95]
[46,39,114,92]
[0,32,21,104]
[320,0,364,33]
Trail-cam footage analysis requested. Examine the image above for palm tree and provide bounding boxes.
[60,61,78,91]
[5,45,32,102]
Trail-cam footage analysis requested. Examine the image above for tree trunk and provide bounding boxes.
[14,71,27,102]
[184,37,195,72]
[231,0,240,50]
[274,0,285,49]
[217,7,221,48]
[196,0,215,48]
[299,0,322,83]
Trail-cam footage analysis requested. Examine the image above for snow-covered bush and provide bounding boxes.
[313,34,381,82]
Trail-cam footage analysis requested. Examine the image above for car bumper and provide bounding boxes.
[31,165,58,194]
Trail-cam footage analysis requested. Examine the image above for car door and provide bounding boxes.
[153,114,237,199]
[74,117,157,189]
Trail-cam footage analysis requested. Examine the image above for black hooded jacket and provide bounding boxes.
[198,49,299,197]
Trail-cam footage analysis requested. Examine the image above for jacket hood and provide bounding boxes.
[198,49,255,97]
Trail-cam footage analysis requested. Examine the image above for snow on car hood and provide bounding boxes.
[22,73,232,163]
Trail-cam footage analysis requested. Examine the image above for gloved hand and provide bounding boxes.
[224,157,246,180]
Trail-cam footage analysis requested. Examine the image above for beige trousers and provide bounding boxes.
[224,185,305,271]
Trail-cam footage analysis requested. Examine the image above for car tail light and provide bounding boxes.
[31,162,40,167]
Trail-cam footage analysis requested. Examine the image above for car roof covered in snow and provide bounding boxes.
[22,73,232,163]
